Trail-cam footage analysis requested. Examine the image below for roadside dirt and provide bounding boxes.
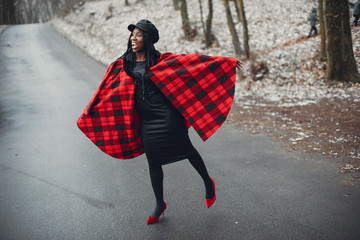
[227,94,360,186]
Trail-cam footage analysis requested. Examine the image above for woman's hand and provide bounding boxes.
[236,59,244,69]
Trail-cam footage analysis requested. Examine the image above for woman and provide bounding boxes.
[77,19,243,224]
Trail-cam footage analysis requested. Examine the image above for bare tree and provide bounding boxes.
[318,0,326,60]
[324,0,360,83]
[237,0,249,58]
[234,0,241,22]
[223,0,243,56]
[199,0,213,48]
[173,0,180,10]
[180,0,193,38]
[0,0,16,24]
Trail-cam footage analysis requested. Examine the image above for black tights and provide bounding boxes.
[148,147,214,217]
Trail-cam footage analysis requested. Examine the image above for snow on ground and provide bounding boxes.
[50,0,360,107]
[0,25,8,34]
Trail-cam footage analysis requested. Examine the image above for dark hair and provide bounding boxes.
[120,31,161,77]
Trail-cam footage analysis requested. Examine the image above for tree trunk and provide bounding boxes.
[318,0,326,60]
[125,0,129,6]
[237,0,249,58]
[173,0,180,10]
[234,0,241,22]
[199,0,213,48]
[324,0,360,83]
[205,0,213,47]
[180,0,192,38]
[340,0,360,83]
[0,0,16,24]
[223,0,243,57]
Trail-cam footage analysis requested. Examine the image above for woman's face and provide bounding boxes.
[131,28,144,53]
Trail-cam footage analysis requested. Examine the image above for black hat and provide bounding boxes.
[128,19,159,44]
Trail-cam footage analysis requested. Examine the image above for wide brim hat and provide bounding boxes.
[128,19,159,44]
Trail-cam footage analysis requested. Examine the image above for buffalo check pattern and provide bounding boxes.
[77,53,237,159]
[148,53,236,141]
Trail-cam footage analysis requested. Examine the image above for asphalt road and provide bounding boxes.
[0,24,359,240]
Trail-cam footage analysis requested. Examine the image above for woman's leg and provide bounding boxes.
[187,147,215,199]
[149,165,165,217]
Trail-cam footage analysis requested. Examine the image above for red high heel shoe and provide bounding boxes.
[205,178,216,208]
[146,202,167,224]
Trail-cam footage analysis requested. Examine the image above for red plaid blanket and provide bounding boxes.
[77,53,236,159]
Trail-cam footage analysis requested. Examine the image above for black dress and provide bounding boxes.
[132,61,194,167]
